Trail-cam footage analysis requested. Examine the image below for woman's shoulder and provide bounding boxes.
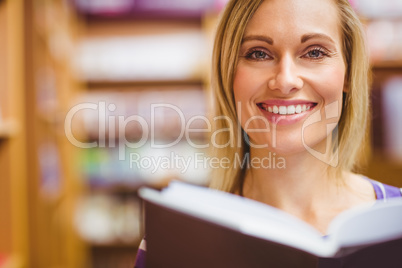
[363,177,402,200]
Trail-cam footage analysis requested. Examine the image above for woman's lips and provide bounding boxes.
[256,101,318,125]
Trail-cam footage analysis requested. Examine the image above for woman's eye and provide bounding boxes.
[246,50,270,60]
[304,48,328,59]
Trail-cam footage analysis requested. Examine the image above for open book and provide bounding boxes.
[139,181,402,268]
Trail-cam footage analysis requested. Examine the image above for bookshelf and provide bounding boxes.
[67,1,218,267]
[0,0,29,267]
[356,10,402,187]
[363,62,402,187]
[22,0,87,267]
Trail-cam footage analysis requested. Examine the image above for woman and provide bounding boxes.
[134,0,402,266]
[209,0,401,234]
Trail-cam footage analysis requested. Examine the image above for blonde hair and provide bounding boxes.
[209,0,371,193]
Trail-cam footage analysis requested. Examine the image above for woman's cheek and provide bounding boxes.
[314,66,345,104]
[301,68,345,150]
[233,65,254,95]
[233,66,256,123]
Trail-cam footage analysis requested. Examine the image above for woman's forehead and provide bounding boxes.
[243,0,342,45]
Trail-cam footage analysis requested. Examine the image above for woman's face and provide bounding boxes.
[234,0,346,156]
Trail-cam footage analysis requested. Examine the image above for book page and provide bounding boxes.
[327,198,402,253]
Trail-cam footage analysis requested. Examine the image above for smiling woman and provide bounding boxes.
[209,0,401,234]
[134,0,402,267]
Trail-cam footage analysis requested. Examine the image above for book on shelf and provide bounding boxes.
[73,0,215,19]
[75,32,207,82]
[139,181,402,268]
[383,77,402,161]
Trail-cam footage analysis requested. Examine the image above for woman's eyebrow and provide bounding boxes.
[301,33,335,44]
[241,33,335,45]
[242,35,274,45]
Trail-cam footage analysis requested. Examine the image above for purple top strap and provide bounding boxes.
[134,249,145,268]
[367,178,402,200]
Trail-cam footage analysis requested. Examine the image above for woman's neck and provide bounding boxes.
[241,147,375,234]
[243,148,335,210]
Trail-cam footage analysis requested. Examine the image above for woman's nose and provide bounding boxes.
[268,55,303,94]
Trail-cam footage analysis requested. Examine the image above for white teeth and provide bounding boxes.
[279,106,287,115]
[295,105,302,114]
[261,103,314,115]
[287,105,296,114]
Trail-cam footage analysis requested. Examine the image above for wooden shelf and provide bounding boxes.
[90,241,140,249]
[85,79,204,90]
[87,183,143,195]
[372,61,402,70]
[0,120,18,139]
[90,243,139,268]
[362,152,402,187]
[82,17,202,38]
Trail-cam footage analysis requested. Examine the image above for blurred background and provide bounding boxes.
[0,0,401,267]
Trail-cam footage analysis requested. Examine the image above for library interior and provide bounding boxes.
[0,0,401,267]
